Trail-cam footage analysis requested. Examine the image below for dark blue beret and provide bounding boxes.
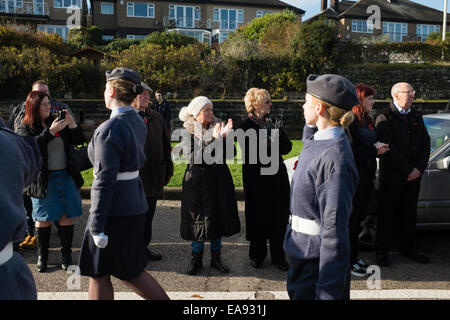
[106,67,141,84]
[306,74,359,111]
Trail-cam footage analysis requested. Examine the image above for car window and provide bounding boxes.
[424,117,450,153]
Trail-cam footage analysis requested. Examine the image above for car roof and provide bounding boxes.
[424,113,450,120]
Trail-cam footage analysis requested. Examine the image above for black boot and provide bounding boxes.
[187,251,203,275]
[58,225,74,271]
[35,226,51,273]
[211,250,230,274]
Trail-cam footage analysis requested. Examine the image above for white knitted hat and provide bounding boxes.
[179,96,212,122]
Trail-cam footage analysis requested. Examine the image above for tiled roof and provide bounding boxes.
[308,0,450,24]
[148,0,305,14]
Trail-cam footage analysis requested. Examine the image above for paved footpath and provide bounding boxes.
[21,200,450,300]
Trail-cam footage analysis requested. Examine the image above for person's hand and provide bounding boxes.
[92,233,108,248]
[49,117,67,134]
[407,168,421,181]
[220,119,233,137]
[374,141,390,155]
[64,110,77,129]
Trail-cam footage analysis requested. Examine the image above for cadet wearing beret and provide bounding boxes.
[283,74,360,300]
[78,67,169,300]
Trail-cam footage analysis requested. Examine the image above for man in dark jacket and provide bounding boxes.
[152,90,171,133]
[132,83,174,261]
[374,82,430,266]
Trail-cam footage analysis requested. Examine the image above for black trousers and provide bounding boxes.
[287,258,351,300]
[375,179,421,254]
[144,196,158,247]
[349,182,373,264]
[249,233,285,263]
[23,194,34,236]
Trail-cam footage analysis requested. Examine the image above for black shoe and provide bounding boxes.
[250,259,263,269]
[400,250,430,264]
[187,251,203,275]
[351,259,369,277]
[146,248,162,261]
[211,250,230,274]
[376,252,390,266]
[272,259,289,271]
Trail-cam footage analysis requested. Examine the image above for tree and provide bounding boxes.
[66,26,104,49]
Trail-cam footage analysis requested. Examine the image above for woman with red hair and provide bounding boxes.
[347,83,389,277]
[16,90,85,273]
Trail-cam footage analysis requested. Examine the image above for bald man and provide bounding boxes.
[374,82,430,267]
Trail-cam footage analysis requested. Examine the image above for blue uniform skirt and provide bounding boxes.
[78,214,147,281]
[31,170,83,222]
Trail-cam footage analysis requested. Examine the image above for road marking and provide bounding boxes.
[37,290,450,300]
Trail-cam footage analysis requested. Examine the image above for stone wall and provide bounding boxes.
[1,99,448,140]
[337,66,450,100]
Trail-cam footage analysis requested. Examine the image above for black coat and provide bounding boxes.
[346,118,378,186]
[180,131,240,241]
[238,117,292,241]
[138,108,174,197]
[375,102,430,184]
[16,117,86,198]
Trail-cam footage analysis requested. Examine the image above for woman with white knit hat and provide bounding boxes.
[178,96,240,275]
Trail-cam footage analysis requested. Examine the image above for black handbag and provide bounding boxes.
[67,143,93,172]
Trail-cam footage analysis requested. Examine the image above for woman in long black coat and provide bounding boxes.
[238,88,292,271]
[179,96,240,275]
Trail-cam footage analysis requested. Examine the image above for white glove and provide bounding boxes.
[92,232,108,248]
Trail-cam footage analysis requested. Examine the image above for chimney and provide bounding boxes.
[321,0,328,12]
[331,0,339,12]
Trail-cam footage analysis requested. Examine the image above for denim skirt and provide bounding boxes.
[31,169,83,222]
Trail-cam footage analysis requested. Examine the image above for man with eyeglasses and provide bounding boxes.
[374,82,430,267]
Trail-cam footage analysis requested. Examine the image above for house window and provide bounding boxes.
[417,24,440,41]
[101,2,113,14]
[213,8,244,31]
[0,0,25,13]
[38,24,69,39]
[168,5,200,28]
[351,19,373,33]
[383,21,407,42]
[127,2,154,18]
[169,29,211,45]
[54,0,80,9]
[256,10,272,18]
[126,34,147,39]
[102,35,114,41]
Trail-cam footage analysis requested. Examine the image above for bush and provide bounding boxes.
[67,26,104,49]
[101,38,143,54]
[0,25,71,55]
[103,42,209,97]
[143,31,197,48]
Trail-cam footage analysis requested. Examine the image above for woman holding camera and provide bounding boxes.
[16,90,85,273]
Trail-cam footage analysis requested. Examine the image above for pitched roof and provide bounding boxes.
[308,0,450,24]
[149,0,304,14]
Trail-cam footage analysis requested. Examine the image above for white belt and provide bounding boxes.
[94,171,139,181]
[0,242,13,266]
[289,216,321,236]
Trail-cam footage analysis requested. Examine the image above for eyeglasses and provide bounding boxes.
[262,99,271,104]
[398,90,415,95]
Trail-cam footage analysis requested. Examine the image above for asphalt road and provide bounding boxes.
[18,199,450,298]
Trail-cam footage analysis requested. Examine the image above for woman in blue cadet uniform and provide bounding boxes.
[283,74,360,300]
[238,88,292,271]
[77,68,169,300]
[179,96,240,276]
[0,119,41,299]
[16,91,85,273]
[346,83,389,277]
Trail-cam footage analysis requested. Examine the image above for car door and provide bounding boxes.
[423,142,450,223]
